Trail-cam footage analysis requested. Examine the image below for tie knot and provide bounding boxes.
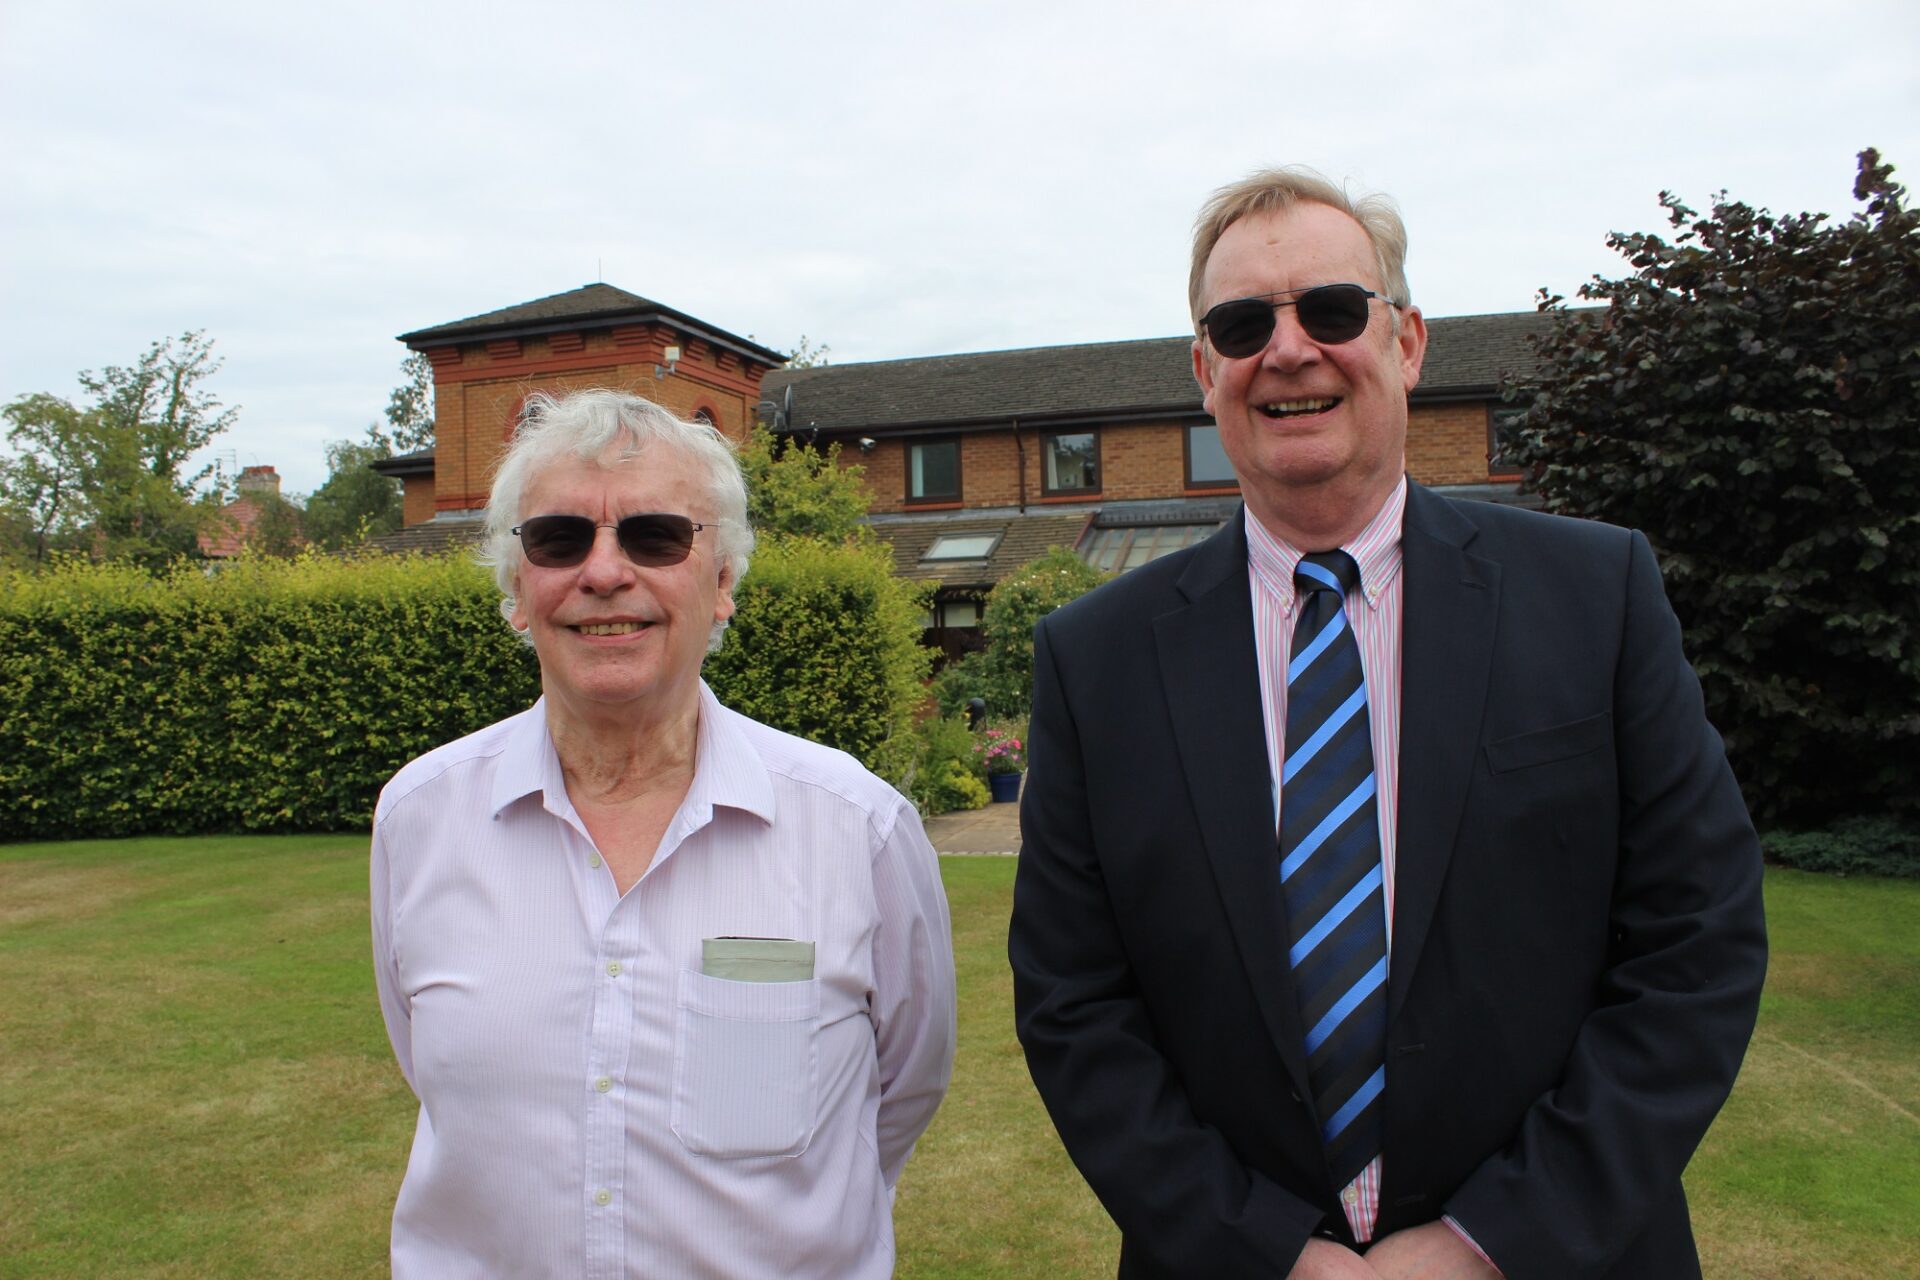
[1294,550,1360,600]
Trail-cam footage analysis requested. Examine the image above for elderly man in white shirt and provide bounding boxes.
[370,388,956,1279]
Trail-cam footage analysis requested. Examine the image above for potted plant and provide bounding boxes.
[973,727,1027,803]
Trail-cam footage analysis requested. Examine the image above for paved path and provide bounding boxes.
[923,793,1022,856]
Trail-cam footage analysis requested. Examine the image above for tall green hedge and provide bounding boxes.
[1,541,928,841]
[706,536,931,783]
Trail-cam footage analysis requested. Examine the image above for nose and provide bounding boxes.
[575,525,636,593]
[1259,303,1323,371]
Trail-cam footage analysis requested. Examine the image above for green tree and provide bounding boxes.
[384,350,435,453]
[737,425,874,543]
[0,393,100,562]
[1507,148,1920,824]
[1,333,237,568]
[244,493,305,558]
[301,354,439,551]
[934,547,1110,718]
[302,433,403,550]
[785,335,831,369]
[80,330,239,494]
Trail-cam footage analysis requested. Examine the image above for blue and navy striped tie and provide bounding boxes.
[1279,550,1387,1191]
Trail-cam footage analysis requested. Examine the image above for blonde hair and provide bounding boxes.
[1188,166,1411,327]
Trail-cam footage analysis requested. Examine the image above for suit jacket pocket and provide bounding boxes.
[671,968,820,1159]
[1484,712,1613,774]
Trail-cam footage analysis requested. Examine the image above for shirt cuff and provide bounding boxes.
[1442,1215,1502,1276]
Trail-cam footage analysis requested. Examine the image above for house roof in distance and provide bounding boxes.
[397,283,788,365]
[763,309,1571,436]
[360,517,487,558]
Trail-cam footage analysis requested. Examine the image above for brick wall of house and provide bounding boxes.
[1407,402,1492,486]
[400,474,436,526]
[833,401,1500,515]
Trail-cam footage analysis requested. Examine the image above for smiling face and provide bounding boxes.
[507,445,734,729]
[1191,201,1427,541]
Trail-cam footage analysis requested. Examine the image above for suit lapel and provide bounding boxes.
[1154,514,1314,1100]
[1390,485,1500,1025]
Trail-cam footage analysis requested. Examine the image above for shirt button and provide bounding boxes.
[1342,1187,1359,1206]
[594,1189,611,1206]
[589,855,602,868]
[595,1077,612,1093]
[606,962,622,977]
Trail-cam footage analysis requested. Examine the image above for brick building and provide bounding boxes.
[370,284,785,551]
[757,311,1552,651]
[199,464,297,559]
[372,285,1552,655]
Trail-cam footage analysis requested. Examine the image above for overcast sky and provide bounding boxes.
[3,1,1915,495]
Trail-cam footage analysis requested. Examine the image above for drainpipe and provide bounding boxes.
[1013,418,1026,512]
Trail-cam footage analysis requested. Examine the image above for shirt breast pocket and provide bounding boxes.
[670,968,820,1159]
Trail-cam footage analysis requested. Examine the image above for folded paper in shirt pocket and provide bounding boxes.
[701,936,816,982]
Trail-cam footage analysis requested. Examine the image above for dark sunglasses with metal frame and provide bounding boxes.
[512,513,716,569]
[1199,282,1401,359]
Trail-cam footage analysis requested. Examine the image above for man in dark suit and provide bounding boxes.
[1009,168,1767,1280]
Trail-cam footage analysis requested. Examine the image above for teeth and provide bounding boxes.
[1263,398,1338,415]
[578,622,645,635]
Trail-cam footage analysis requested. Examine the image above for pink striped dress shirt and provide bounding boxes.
[370,682,956,1279]
[1246,479,1405,1244]
[1245,479,1497,1270]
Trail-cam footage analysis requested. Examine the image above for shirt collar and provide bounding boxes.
[487,683,778,829]
[1245,475,1407,613]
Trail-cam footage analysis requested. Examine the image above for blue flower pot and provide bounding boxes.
[989,771,1023,804]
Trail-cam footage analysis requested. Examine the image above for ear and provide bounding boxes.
[507,567,529,632]
[1191,337,1219,418]
[1396,306,1428,393]
[714,563,737,624]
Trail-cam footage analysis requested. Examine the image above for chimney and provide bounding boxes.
[237,465,280,497]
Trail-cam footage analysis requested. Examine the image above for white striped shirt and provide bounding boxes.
[370,682,956,1279]
[1247,478,1406,1244]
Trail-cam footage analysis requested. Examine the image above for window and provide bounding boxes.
[1040,430,1100,495]
[1185,425,1237,487]
[1078,523,1222,574]
[1487,404,1528,473]
[924,533,1001,561]
[935,598,981,628]
[907,439,960,502]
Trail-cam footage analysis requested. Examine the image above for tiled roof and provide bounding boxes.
[868,511,1097,589]
[397,283,787,363]
[767,337,1201,435]
[360,519,488,557]
[1416,309,1563,394]
[764,309,1577,435]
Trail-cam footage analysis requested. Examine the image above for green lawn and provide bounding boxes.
[1,841,1913,1278]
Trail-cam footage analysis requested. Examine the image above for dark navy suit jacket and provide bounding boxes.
[1009,483,1767,1280]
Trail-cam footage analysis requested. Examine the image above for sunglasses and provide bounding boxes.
[512,513,715,569]
[1199,283,1398,358]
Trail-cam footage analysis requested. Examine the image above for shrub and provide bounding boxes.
[0,552,539,839]
[914,758,992,817]
[1508,150,1920,824]
[736,426,874,544]
[1,539,931,840]
[1761,816,1920,878]
[934,548,1108,718]
[899,715,988,817]
[702,535,931,784]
